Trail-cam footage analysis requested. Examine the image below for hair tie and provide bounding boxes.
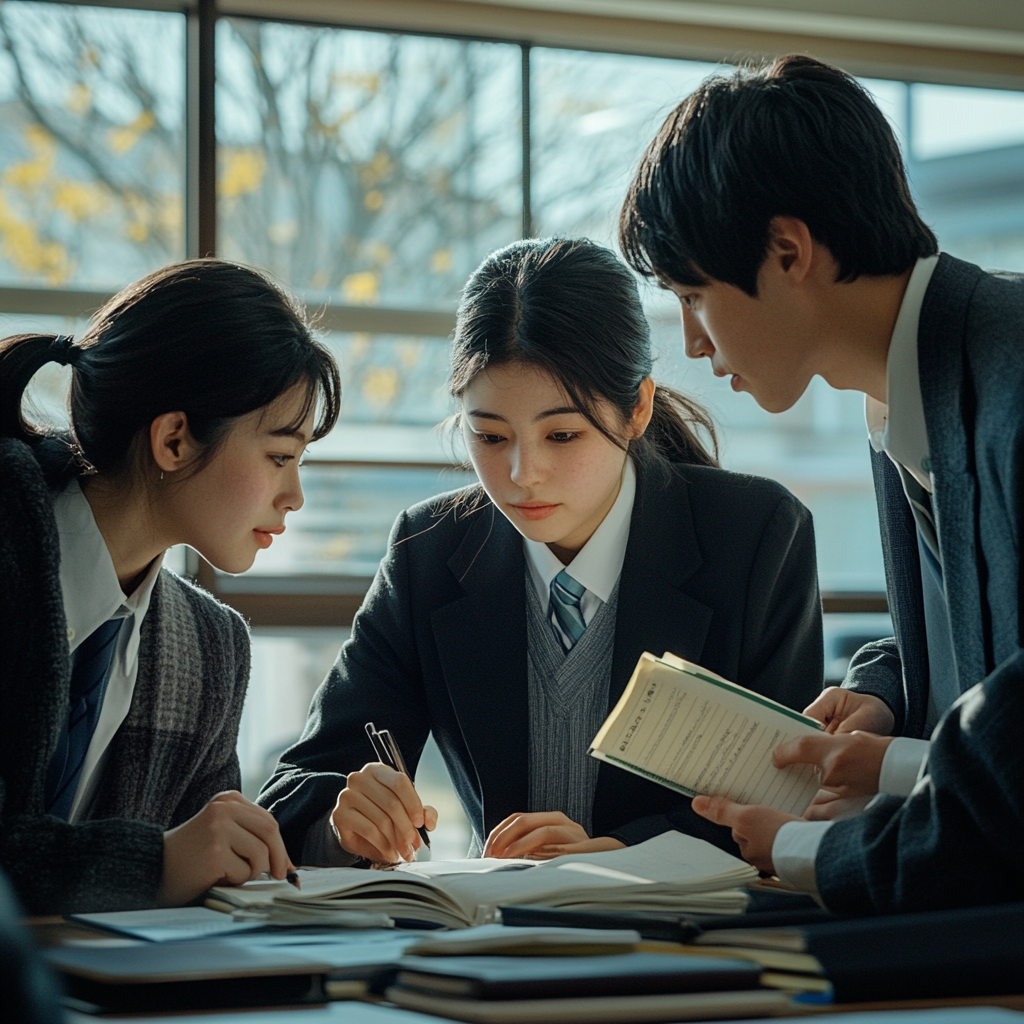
[51,335,79,367]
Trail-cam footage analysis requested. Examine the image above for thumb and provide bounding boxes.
[773,734,830,770]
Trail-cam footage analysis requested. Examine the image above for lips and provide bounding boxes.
[510,503,560,522]
[253,525,285,548]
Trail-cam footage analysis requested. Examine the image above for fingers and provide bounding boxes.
[332,764,427,862]
[691,794,741,827]
[502,823,587,860]
[423,805,438,832]
[802,688,842,726]
[772,734,833,770]
[210,796,292,879]
[485,812,575,858]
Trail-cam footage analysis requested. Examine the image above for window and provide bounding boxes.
[6,2,1023,853]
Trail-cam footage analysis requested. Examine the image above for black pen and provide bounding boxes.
[286,869,301,890]
[365,721,431,851]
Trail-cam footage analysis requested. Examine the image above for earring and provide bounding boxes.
[160,471,164,481]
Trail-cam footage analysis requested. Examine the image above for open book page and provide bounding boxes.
[209,832,755,927]
[589,653,823,815]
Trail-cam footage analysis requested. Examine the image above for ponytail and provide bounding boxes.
[0,259,341,481]
[0,334,80,444]
[638,384,719,469]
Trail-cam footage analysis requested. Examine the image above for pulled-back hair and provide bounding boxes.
[0,259,340,481]
[620,54,938,295]
[449,237,718,473]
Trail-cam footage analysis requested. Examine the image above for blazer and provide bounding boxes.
[259,461,824,862]
[844,255,1024,737]
[0,437,251,915]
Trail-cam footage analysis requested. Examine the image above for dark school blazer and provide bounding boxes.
[844,255,1024,738]
[259,461,824,861]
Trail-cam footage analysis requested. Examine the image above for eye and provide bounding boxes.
[473,432,506,446]
[269,454,294,467]
[549,431,579,443]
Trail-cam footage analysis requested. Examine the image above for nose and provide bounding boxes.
[681,304,714,361]
[279,464,305,514]
[509,440,545,489]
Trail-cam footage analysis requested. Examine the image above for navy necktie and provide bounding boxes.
[45,618,122,820]
[549,569,587,651]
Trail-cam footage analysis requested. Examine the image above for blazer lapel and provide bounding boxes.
[430,502,530,834]
[608,465,713,710]
[596,464,713,823]
[918,254,989,687]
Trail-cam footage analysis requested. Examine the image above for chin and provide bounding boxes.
[205,550,257,575]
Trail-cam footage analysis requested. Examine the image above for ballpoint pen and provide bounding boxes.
[365,721,431,851]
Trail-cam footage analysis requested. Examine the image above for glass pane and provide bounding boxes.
[221,464,477,581]
[0,2,185,289]
[908,84,1024,272]
[244,628,472,858]
[216,19,521,309]
[532,48,885,593]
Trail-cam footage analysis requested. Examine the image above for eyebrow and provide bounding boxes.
[467,406,582,423]
[268,426,309,443]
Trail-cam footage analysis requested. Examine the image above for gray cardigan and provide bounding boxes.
[0,437,251,915]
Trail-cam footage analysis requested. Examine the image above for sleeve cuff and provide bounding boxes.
[772,820,835,897]
[877,737,931,797]
[300,810,364,867]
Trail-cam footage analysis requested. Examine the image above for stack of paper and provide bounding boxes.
[210,832,756,929]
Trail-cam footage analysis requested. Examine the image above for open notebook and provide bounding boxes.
[589,653,824,815]
[209,832,756,929]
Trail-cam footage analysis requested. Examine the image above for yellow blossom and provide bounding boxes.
[429,248,453,274]
[108,110,156,156]
[342,271,379,305]
[364,189,384,212]
[219,149,266,199]
[66,83,92,115]
[362,366,399,408]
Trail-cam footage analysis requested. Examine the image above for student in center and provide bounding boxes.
[0,259,340,914]
[618,55,1024,911]
[259,237,824,866]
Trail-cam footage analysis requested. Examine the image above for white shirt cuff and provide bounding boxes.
[877,737,931,797]
[772,820,835,897]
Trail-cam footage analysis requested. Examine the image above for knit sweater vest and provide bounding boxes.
[526,570,619,837]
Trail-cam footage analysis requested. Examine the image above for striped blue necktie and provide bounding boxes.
[549,569,587,651]
[44,617,122,820]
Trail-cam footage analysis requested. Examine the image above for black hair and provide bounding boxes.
[620,54,938,295]
[449,237,718,474]
[0,258,341,481]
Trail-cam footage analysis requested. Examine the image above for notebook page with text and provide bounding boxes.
[589,653,823,815]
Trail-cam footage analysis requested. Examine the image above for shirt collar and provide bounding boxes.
[54,479,163,656]
[523,457,636,602]
[865,255,939,491]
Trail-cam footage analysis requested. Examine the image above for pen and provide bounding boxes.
[286,869,301,890]
[365,721,431,851]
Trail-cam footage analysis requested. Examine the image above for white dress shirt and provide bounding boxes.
[53,479,163,822]
[523,458,636,629]
[772,256,939,896]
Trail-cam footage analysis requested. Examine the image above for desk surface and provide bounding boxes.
[36,917,1024,1023]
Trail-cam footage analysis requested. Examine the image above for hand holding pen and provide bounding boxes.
[328,723,437,864]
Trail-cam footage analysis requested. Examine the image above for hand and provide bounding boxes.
[773,731,894,799]
[331,762,437,864]
[691,796,797,875]
[483,811,625,860]
[159,790,293,906]
[804,688,895,735]
[802,788,874,822]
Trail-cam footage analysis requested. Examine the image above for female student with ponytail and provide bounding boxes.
[260,238,823,865]
[0,259,340,914]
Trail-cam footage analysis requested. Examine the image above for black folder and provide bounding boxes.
[45,940,330,1013]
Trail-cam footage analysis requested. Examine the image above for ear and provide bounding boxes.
[764,215,815,284]
[630,377,656,439]
[150,412,198,476]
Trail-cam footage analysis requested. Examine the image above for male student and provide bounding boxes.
[619,54,1024,913]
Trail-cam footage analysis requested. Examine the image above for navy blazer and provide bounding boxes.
[845,255,1024,737]
[259,461,823,861]
[819,255,1024,913]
